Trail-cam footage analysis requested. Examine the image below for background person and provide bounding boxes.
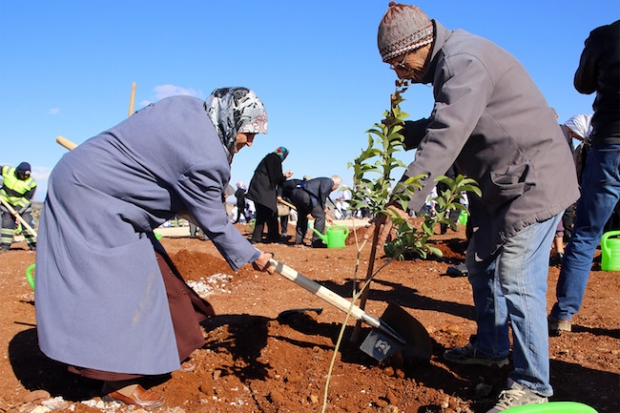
[246,147,293,244]
[550,113,592,266]
[0,162,37,252]
[289,175,341,248]
[233,181,248,223]
[35,87,275,409]
[549,20,620,334]
[373,4,579,411]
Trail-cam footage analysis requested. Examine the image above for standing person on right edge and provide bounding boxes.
[247,147,293,244]
[372,3,579,411]
[549,20,620,334]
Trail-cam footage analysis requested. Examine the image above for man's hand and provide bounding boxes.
[252,251,275,274]
[364,203,410,247]
[326,209,334,225]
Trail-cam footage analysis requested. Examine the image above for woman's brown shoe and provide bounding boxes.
[180,359,196,372]
[102,384,164,409]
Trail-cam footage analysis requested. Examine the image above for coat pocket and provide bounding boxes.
[485,164,534,212]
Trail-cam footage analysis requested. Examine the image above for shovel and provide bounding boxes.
[269,258,432,362]
[0,198,37,239]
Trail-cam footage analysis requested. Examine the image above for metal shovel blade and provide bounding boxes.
[360,329,401,361]
[269,259,433,362]
[379,302,433,361]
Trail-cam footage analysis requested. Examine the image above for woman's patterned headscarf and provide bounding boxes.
[204,87,268,163]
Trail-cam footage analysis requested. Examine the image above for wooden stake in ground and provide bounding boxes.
[350,224,381,342]
[128,82,136,117]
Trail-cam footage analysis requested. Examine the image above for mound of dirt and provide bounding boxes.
[0,222,617,413]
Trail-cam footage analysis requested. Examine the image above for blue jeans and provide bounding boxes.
[467,213,561,397]
[551,145,620,321]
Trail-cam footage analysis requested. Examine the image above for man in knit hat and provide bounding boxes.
[372,3,580,411]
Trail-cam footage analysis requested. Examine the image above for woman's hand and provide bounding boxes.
[252,251,275,274]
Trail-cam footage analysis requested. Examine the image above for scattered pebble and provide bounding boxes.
[475,383,493,397]
[41,397,69,410]
[22,390,50,403]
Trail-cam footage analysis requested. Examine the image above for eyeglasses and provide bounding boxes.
[389,53,409,71]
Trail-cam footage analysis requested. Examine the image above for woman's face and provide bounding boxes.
[234,132,256,153]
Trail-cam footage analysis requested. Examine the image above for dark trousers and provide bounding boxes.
[292,190,326,247]
[234,203,246,223]
[1,207,36,248]
[251,203,279,243]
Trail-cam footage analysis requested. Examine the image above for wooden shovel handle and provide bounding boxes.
[279,199,296,210]
[0,198,37,238]
[269,258,406,344]
[269,258,369,322]
[56,136,78,151]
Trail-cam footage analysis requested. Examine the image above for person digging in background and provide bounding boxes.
[35,87,275,409]
[372,3,579,411]
[0,162,37,252]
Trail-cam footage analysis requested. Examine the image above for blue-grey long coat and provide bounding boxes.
[35,96,259,375]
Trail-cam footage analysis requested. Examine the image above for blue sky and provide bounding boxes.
[1,1,618,201]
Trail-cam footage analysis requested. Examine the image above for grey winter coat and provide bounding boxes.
[399,21,579,259]
[35,96,259,375]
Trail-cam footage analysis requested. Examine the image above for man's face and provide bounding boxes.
[387,43,432,81]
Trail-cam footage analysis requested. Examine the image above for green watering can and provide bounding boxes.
[26,263,36,290]
[500,401,597,412]
[312,225,350,248]
[601,230,620,272]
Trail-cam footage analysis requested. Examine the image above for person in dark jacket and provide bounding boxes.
[289,175,341,248]
[35,87,275,409]
[372,4,579,410]
[549,20,620,334]
[247,147,293,243]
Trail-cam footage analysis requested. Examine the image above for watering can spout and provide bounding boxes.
[311,228,328,244]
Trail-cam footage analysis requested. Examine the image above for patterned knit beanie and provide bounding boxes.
[378,2,434,62]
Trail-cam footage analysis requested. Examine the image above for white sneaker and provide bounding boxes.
[486,379,548,412]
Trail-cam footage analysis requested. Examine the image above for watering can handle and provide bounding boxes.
[329,225,349,236]
[602,230,620,247]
